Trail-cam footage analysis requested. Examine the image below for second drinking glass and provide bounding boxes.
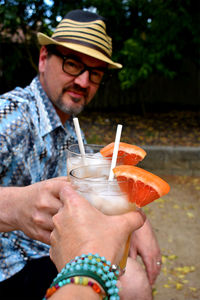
[69,164,136,270]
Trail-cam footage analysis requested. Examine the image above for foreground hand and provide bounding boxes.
[13,177,68,244]
[119,257,153,300]
[50,183,146,272]
[129,218,162,285]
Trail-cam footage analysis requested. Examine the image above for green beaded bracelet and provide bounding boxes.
[44,253,120,300]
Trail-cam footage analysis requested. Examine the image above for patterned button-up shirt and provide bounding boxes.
[0,76,86,281]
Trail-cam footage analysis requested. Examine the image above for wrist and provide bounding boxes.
[77,244,116,266]
[0,186,22,231]
[44,253,120,300]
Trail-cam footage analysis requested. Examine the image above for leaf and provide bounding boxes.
[175,283,183,290]
[168,255,177,261]
[186,212,194,218]
[163,284,171,288]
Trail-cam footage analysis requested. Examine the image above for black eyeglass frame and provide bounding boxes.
[46,46,108,85]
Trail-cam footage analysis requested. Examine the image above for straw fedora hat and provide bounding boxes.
[37,9,122,69]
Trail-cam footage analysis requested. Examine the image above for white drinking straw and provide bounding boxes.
[108,124,123,181]
[73,117,87,165]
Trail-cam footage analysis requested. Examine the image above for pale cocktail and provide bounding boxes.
[67,143,123,175]
[69,164,136,269]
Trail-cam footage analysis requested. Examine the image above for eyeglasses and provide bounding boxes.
[47,47,107,85]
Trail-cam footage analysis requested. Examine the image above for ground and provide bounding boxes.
[79,110,200,146]
[79,110,200,300]
[148,175,200,300]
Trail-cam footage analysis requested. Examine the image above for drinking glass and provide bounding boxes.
[69,164,136,269]
[67,143,123,175]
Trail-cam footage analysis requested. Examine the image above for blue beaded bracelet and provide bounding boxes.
[44,253,120,300]
[58,253,120,278]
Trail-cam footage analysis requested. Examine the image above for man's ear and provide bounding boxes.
[38,46,48,73]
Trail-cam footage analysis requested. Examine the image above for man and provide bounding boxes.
[0,9,161,299]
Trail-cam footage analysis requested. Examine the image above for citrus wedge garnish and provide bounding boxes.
[113,165,170,207]
[100,142,146,165]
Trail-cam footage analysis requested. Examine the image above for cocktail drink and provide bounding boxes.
[67,144,123,175]
[69,164,136,269]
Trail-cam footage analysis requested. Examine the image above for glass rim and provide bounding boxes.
[69,164,127,184]
[67,144,106,159]
[67,143,125,160]
[67,143,104,151]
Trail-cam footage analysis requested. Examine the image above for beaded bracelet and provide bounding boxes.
[57,253,121,279]
[44,276,103,299]
[43,253,120,300]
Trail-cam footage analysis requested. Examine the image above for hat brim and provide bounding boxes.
[37,33,122,69]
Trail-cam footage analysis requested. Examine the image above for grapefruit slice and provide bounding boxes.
[113,165,170,207]
[100,142,146,165]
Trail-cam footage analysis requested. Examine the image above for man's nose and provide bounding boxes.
[74,70,90,88]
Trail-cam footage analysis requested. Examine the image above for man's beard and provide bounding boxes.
[56,95,85,116]
[55,84,88,116]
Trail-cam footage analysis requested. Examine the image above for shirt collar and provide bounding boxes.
[30,76,65,137]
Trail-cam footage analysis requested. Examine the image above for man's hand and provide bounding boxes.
[129,218,162,285]
[50,183,145,272]
[119,257,153,300]
[0,177,68,244]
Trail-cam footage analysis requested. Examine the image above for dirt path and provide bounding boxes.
[79,111,200,147]
[78,112,200,299]
[147,175,200,300]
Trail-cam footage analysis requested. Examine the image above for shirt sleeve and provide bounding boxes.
[0,133,12,172]
[0,96,27,178]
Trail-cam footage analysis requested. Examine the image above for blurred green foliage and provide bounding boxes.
[0,0,199,111]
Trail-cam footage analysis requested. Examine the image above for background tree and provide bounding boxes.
[0,0,199,112]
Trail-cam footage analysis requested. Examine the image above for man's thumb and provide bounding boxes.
[59,182,89,207]
[123,210,146,234]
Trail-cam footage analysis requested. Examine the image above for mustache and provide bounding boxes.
[63,84,88,96]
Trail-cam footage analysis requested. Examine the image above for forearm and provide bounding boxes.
[0,186,22,232]
[49,283,100,300]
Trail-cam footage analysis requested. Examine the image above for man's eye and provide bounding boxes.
[66,59,79,68]
[91,70,104,78]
